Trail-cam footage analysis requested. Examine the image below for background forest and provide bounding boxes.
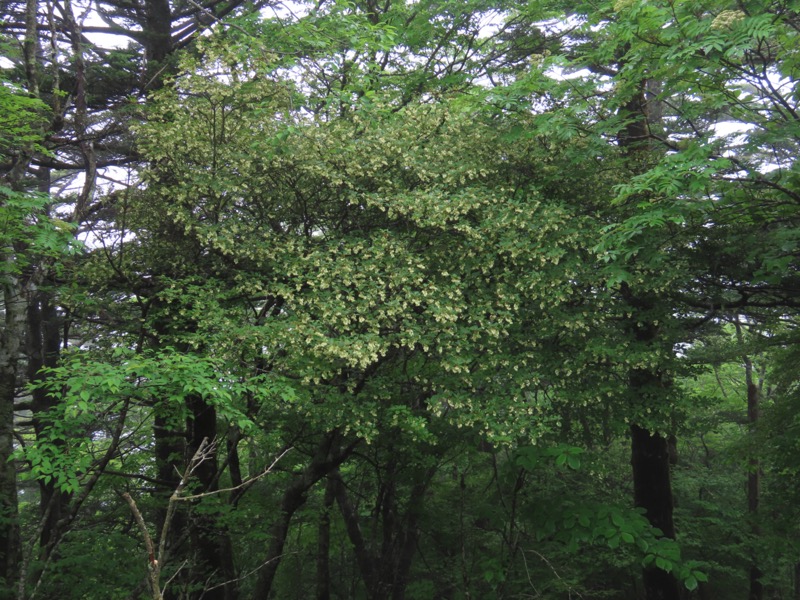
[1,0,799,598]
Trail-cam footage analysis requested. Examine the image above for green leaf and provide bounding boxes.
[621,532,634,544]
[655,557,672,572]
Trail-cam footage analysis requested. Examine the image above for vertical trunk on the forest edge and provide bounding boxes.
[744,356,762,600]
[0,274,23,599]
[617,73,681,600]
[27,293,70,566]
[185,396,238,600]
[315,477,335,600]
[631,424,680,600]
[625,305,680,600]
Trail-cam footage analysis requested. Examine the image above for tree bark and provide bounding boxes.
[390,478,427,600]
[733,317,763,600]
[153,408,186,600]
[744,356,762,600]
[331,470,376,595]
[0,273,24,599]
[1,0,41,588]
[251,432,355,600]
[617,69,681,600]
[315,477,335,600]
[185,396,238,600]
[631,424,680,600]
[27,293,70,566]
[331,462,430,600]
[142,0,173,87]
[622,288,680,600]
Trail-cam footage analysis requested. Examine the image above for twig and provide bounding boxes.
[175,447,292,501]
[200,552,296,596]
[162,559,189,598]
[158,437,216,567]
[523,548,584,600]
[122,440,290,599]
[17,497,54,600]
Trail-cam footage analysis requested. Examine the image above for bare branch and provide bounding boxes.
[175,447,292,502]
[122,492,162,600]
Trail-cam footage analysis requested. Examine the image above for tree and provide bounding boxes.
[4,0,800,598]
[0,74,76,598]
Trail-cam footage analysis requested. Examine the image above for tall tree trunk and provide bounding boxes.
[143,0,173,87]
[733,318,763,600]
[251,432,355,600]
[22,0,39,98]
[626,310,680,600]
[185,396,238,600]
[631,424,680,600]
[377,458,398,599]
[331,470,376,595]
[2,3,42,582]
[621,289,680,600]
[390,477,427,600]
[617,69,681,600]
[0,274,24,599]
[331,462,431,600]
[744,355,762,600]
[26,292,78,598]
[153,407,187,600]
[315,477,335,600]
[27,293,70,567]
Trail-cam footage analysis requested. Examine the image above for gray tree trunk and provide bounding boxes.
[0,271,24,599]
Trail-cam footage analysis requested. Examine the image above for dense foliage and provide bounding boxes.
[1,0,799,599]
